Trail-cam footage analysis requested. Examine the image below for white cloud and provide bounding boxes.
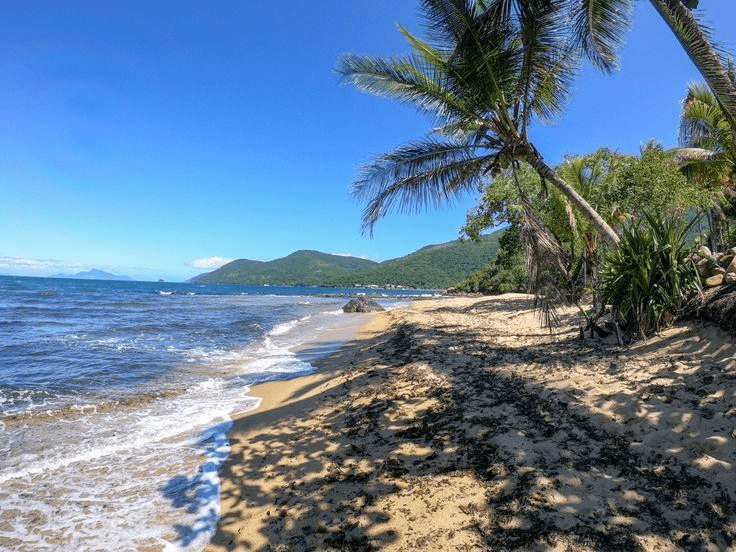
[0,256,82,271]
[185,256,234,269]
[331,252,375,261]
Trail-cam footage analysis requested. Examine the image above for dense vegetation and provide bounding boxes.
[600,211,700,338]
[454,144,713,304]
[452,225,527,294]
[338,0,736,338]
[193,233,501,289]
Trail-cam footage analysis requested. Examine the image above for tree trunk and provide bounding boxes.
[671,146,723,168]
[524,144,621,247]
[649,0,736,138]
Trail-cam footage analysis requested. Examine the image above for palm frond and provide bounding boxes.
[337,51,503,133]
[337,54,451,119]
[419,0,479,48]
[679,83,730,151]
[444,2,521,128]
[474,1,580,131]
[572,0,633,74]
[397,24,451,68]
[524,33,580,124]
[352,138,496,235]
[650,0,736,132]
[518,193,569,328]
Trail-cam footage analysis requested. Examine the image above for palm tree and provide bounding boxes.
[554,148,623,273]
[679,82,735,167]
[337,0,620,247]
[650,0,736,135]
[575,0,736,137]
[678,81,736,249]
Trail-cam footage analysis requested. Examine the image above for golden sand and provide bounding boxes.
[207,294,736,551]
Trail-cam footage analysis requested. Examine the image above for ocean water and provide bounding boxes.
[0,276,432,551]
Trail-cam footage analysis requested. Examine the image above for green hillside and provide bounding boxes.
[192,231,502,288]
[194,250,378,286]
[353,233,501,288]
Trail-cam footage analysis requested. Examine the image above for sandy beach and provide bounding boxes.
[207,294,736,551]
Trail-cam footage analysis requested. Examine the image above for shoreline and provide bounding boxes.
[207,294,736,551]
[224,307,390,423]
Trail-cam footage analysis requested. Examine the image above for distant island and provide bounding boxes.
[192,232,502,289]
[52,269,134,281]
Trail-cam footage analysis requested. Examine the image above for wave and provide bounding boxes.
[270,314,311,336]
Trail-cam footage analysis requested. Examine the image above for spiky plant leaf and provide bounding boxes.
[600,210,700,338]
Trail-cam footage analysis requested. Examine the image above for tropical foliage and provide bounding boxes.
[600,211,700,338]
[576,0,736,137]
[612,143,713,220]
[678,82,735,250]
[461,146,707,291]
[337,0,619,249]
[453,224,527,294]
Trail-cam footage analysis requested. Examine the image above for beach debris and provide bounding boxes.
[342,296,385,313]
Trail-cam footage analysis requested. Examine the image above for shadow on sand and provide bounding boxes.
[166,297,736,551]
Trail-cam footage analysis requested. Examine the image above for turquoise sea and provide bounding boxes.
[0,276,434,551]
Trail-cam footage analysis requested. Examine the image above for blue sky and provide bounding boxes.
[1,1,735,282]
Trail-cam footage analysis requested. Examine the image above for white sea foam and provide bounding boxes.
[0,292,375,552]
[270,314,311,336]
[0,373,253,551]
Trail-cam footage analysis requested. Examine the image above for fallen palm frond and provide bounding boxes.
[518,193,570,328]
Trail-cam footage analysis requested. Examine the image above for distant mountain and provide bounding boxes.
[193,250,378,286]
[52,269,134,281]
[350,233,502,288]
[192,232,502,289]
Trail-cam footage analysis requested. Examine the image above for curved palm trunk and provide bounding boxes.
[649,0,736,137]
[671,146,723,168]
[523,144,621,247]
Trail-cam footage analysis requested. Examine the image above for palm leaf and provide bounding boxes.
[518,193,569,328]
[419,0,479,48]
[649,0,736,133]
[337,54,456,121]
[679,83,730,151]
[572,0,634,73]
[517,1,579,119]
[353,138,495,235]
[337,50,502,134]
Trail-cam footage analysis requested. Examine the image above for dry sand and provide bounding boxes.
[206,294,736,551]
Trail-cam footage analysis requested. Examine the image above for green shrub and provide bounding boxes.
[453,249,528,294]
[600,211,700,338]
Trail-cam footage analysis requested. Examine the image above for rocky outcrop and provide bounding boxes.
[688,246,736,334]
[689,245,736,288]
[342,296,385,313]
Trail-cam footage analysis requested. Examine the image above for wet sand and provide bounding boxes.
[207,294,736,551]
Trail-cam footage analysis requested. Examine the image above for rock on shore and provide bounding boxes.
[342,296,385,313]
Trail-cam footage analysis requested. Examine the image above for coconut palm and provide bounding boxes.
[337,0,620,247]
[678,81,736,249]
[574,0,736,136]
[679,82,735,168]
[651,0,736,135]
[553,149,622,276]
